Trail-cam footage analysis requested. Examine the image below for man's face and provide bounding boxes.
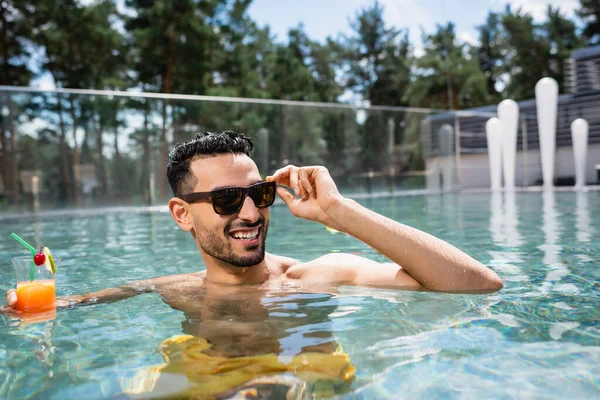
[186,153,269,268]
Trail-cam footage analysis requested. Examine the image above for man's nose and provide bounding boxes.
[237,195,260,222]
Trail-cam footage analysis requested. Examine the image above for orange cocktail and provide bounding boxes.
[15,280,56,312]
[12,256,57,313]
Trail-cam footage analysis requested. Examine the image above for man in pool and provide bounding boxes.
[4,130,502,310]
[3,130,503,397]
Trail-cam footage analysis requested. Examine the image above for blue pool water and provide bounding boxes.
[1,190,599,398]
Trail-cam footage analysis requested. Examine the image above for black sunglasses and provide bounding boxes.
[179,181,277,215]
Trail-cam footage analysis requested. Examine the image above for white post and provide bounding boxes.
[149,172,156,205]
[485,117,503,191]
[387,118,396,193]
[439,124,454,192]
[498,100,519,191]
[571,118,589,189]
[535,78,559,189]
[387,118,395,156]
[426,160,441,191]
[31,175,40,212]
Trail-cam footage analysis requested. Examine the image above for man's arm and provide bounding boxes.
[268,166,503,293]
[3,274,188,312]
[3,280,152,311]
[286,253,422,290]
[60,282,154,306]
[326,198,502,292]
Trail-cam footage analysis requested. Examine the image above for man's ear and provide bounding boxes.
[169,197,193,231]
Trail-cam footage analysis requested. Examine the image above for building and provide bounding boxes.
[422,45,600,189]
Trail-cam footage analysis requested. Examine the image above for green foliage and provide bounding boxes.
[0,0,33,86]
[405,23,490,109]
[498,5,581,100]
[476,12,503,101]
[342,0,411,106]
[578,0,600,45]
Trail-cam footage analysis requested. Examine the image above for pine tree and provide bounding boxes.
[0,0,33,204]
[578,0,600,45]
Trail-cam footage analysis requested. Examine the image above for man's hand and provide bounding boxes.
[2,289,81,314]
[267,165,344,227]
[5,289,17,309]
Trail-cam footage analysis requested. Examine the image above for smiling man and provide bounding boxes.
[4,130,502,312]
[162,130,501,291]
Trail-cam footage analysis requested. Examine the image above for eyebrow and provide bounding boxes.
[209,180,264,191]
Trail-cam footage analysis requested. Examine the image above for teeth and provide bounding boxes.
[231,228,259,240]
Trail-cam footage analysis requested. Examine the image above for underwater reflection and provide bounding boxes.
[488,192,524,278]
[539,190,570,296]
[0,316,56,395]
[489,192,503,245]
[488,191,522,248]
[122,282,355,399]
[503,191,522,247]
[576,191,593,243]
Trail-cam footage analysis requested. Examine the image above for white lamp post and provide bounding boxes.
[571,118,589,189]
[498,100,519,191]
[486,117,503,191]
[535,78,559,189]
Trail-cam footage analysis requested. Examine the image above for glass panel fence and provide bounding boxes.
[0,89,458,213]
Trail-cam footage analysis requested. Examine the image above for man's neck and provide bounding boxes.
[203,255,272,285]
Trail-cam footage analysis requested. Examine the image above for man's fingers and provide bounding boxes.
[299,169,313,196]
[268,165,292,180]
[6,290,17,307]
[268,166,320,198]
[267,166,292,187]
[276,186,296,209]
[289,168,300,196]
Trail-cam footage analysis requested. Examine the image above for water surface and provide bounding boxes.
[1,191,599,398]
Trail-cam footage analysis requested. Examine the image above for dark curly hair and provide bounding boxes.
[167,131,254,197]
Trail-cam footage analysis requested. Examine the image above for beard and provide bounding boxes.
[193,216,268,268]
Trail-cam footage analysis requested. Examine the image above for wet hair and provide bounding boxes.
[167,131,254,197]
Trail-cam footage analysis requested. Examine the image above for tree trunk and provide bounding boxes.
[69,95,80,205]
[158,99,168,199]
[96,119,107,197]
[278,104,287,167]
[113,128,120,198]
[55,92,72,203]
[7,96,19,204]
[172,105,180,145]
[158,39,174,199]
[142,110,150,203]
[0,114,9,200]
[81,117,91,158]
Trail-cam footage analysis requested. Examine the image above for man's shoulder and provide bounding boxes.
[294,252,370,266]
[284,253,374,280]
[283,253,419,288]
[134,271,205,290]
[267,252,301,272]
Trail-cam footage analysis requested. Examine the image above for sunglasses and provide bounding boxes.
[179,181,277,215]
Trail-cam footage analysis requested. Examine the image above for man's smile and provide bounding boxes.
[229,226,262,246]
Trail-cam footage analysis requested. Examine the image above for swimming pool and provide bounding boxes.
[1,190,599,398]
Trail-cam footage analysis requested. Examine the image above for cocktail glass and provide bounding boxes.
[12,256,57,313]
